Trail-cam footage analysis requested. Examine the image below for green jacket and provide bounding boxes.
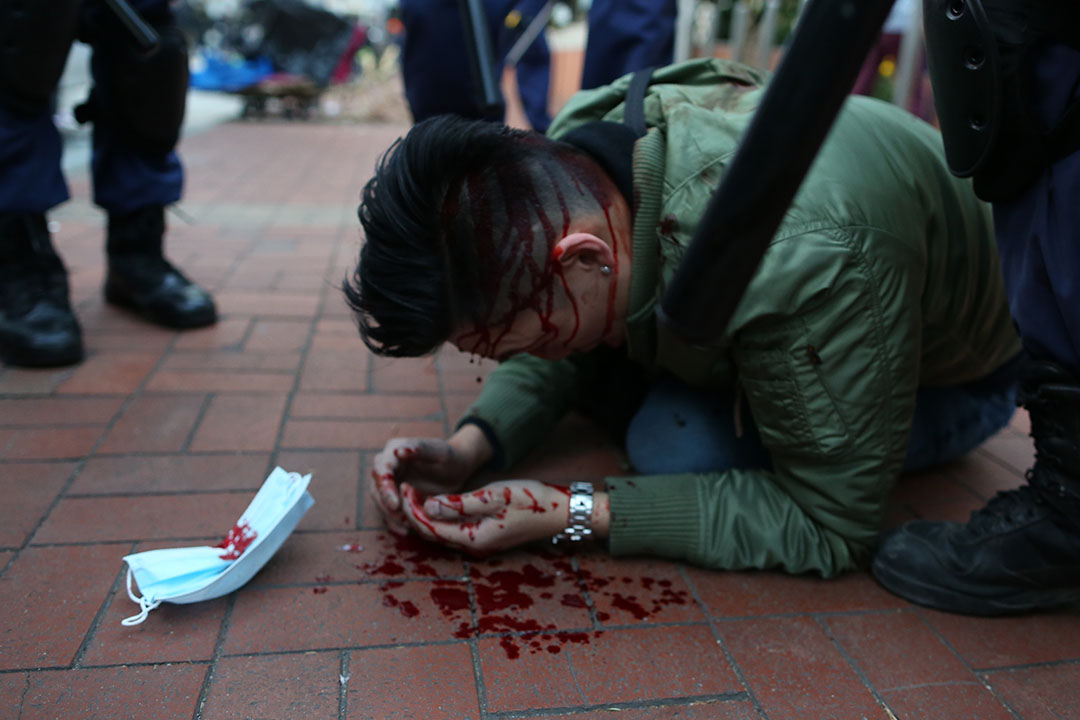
[461,59,1021,576]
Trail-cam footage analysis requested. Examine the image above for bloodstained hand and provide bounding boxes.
[398,479,572,555]
[370,433,488,537]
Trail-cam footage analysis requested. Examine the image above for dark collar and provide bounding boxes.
[556,121,638,209]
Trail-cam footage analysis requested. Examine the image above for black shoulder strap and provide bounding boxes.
[624,67,654,138]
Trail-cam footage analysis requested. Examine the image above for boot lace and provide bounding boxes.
[966,479,1046,535]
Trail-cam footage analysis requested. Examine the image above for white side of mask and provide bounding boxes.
[121,467,315,626]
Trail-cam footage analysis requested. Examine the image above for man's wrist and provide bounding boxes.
[591,491,610,538]
[448,423,494,473]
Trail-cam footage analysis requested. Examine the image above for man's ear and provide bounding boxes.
[553,233,614,270]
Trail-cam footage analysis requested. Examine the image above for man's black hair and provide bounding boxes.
[344,114,609,358]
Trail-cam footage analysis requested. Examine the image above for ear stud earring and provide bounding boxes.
[600,265,613,276]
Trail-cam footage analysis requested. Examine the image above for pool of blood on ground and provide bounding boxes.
[364,538,689,659]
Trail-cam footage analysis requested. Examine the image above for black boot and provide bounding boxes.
[872,361,1080,615]
[104,206,217,328]
[0,213,84,367]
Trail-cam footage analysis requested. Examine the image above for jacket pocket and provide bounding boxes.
[733,341,851,459]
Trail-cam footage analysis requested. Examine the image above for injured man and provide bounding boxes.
[344,58,1021,579]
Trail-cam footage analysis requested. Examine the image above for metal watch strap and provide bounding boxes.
[552,481,594,544]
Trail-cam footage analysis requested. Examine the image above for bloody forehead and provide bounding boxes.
[439,147,615,358]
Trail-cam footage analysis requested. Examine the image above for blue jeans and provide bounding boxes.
[625,371,1018,475]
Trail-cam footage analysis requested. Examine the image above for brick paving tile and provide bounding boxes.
[172,317,250,349]
[243,318,312,352]
[880,683,1015,720]
[298,349,370,392]
[16,664,206,720]
[371,356,439,393]
[273,449,363,531]
[0,397,124,426]
[1009,407,1031,435]
[0,426,105,461]
[189,393,289,452]
[32,494,247,543]
[0,462,75,547]
[250,530,465,587]
[0,672,25,718]
[480,625,740,713]
[824,612,974,689]
[476,633,586,712]
[70,454,271,494]
[977,430,1037,474]
[888,467,982,508]
[161,348,303,372]
[720,616,890,720]
[347,644,480,720]
[949,450,1028,499]
[145,368,294,392]
[224,581,473,653]
[919,609,1080,668]
[689,568,906,617]
[82,328,176,352]
[281,418,446,450]
[54,352,161,394]
[528,704,760,720]
[0,367,72,395]
[907,490,990,523]
[0,545,123,670]
[201,652,341,719]
[568,625,743,705]
[443,393,478,426]
[97,394,206,454]
[289,392,442,420]
[79,587,228,666]
[214,290,321,317]
[575,554,704,625]
[983,664,1080,719]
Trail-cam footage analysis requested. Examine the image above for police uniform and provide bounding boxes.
[873,0,1080,616]
[0,0,216,368]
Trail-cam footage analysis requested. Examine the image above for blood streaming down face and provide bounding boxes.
[441,142,620,359]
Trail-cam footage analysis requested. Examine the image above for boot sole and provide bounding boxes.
[872,555,1080,616]
[105,287,218,329]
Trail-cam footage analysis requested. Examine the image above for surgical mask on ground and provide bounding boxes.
[121,467,315,626]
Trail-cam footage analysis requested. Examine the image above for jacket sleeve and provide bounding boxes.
[458,353,597,470]
[607,231,922,576]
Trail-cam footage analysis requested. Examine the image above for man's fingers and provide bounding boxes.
[423,487,508,520]
[370,467,401,512]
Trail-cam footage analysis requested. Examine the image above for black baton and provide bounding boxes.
[658,0,896,344]
[459,0,506,116]
[103,0,160,52]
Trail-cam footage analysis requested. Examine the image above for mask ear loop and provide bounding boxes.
[121,566,162,626]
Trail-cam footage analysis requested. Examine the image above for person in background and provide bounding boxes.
[397,0,678,131]
[0,0,217,368]
[398,0,555,131]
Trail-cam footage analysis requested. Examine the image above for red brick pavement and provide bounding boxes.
[1,114,1077,719]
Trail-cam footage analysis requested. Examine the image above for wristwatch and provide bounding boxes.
[552,481,594,544]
